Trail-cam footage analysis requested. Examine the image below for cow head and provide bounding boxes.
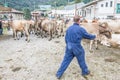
[99,22,112,39]
[101,31,112,39]
[99,22,108,28]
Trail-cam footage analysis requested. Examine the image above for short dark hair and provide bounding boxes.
[73,15,80,22]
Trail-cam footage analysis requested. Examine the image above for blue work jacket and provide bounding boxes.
[65,23,96,45]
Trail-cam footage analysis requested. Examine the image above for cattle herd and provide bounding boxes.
[1,17,120,50]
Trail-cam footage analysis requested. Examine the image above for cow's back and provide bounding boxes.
[80,23,99,35]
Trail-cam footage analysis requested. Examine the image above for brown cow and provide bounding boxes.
[56,20,65,37]
[40,19,57,41]
[80,23,112,52]
[34,18,45,36]
[28,20,35,34]
[9,20,30,42]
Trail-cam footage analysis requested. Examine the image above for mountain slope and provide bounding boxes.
[0,0,74,11]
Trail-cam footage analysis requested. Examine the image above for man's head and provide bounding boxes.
[73,15,80,23]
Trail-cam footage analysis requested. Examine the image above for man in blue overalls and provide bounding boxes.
[56,15,96,79]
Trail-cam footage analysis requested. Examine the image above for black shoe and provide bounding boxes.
[56,74,61,79]
[82,72,93,80]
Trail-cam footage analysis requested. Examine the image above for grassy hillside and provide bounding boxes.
[0,0,74,11]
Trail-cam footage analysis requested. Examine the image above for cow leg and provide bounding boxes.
[42,31,46,38]
[40,30,43,38]
[43,31,47,38]
[62,32,65,37]
[40,29,44,38]
[57,34,60,38]
[16,31,20,40]
[13,30,17,40]
[48,31,52,41]
[52,30,55,39]
[89,40,94,52]
[62,28,65,37]
[57,30,60,38]
[13,31,15,38]
[21,31,24,37]
[54,30,58,38]
[61,31,64,37]
[25,33,30,42]
[27,35,29,42]
[41,29,44,38]
[95,40,98,50]
[35,28,38,36]
[60,31,63,37]
[25,29,30,42]
[36,28,41,38]
[25,23,30,42]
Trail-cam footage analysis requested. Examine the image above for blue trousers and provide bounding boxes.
[0,29,3,35]
[56,43,89,78]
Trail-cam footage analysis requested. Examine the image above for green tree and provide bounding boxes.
[75,0,82,3]
[83,0,93,4]
[23,8,31,20]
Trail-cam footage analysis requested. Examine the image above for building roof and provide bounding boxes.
[81,0,103,8]
[11,9,23,14]
[0,6,12,11]
[31,11,41,14]
[0,6,23,14]
[64,2,85,10]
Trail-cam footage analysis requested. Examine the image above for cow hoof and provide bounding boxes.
[108,46,112,48]
[27,40,30,43]
[48,39,52,41]
[89,50,93,53]
[37,36,41,38]
[96,47,99,50]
